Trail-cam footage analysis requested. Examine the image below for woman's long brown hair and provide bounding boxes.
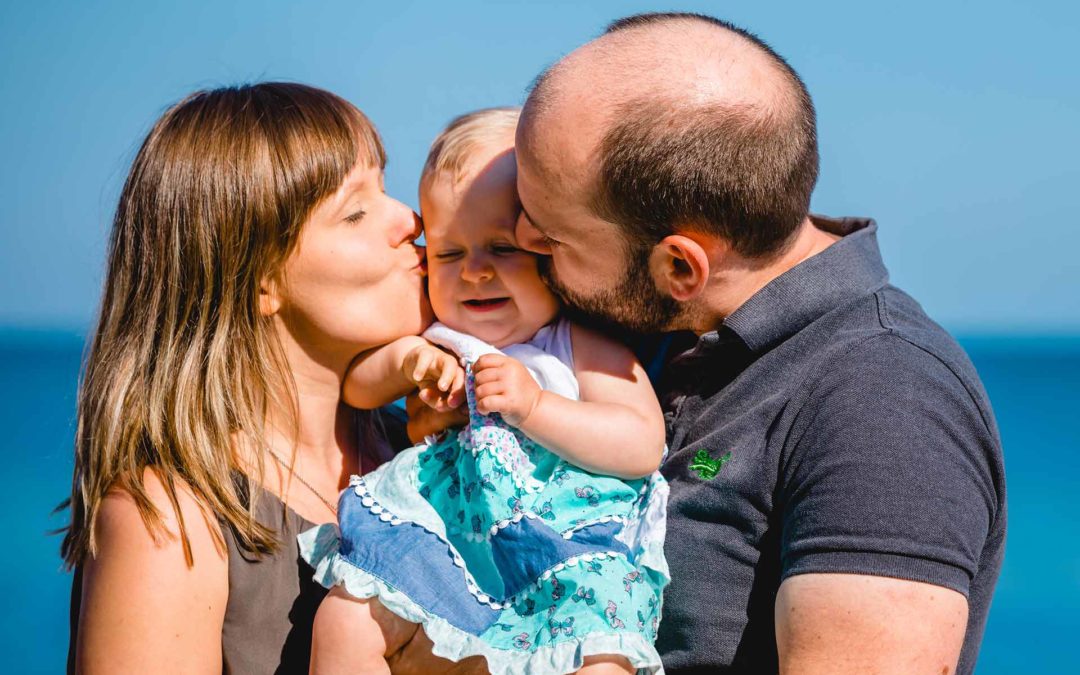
[61,82,386,567]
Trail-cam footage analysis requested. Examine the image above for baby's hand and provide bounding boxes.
[472,354,542,427]
[402,344,465,412]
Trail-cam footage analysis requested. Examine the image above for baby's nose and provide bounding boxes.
[461,256,494,282]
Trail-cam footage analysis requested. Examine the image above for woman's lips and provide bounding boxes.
[462,298,510,312]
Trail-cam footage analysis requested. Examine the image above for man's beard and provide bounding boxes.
[537,250,683,336]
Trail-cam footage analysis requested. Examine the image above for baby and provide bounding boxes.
[301,108,669,675]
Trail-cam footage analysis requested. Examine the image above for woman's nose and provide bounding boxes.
[514,212,552,255]
[389,197,423,244]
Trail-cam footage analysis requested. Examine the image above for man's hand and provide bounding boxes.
[401,343,465,412]
[472,354,542,427]
[404,392,468,444]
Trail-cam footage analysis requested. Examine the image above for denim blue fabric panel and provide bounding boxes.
[336,491,500,635]
[491,517,630,597]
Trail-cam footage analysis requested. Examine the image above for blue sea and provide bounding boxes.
[2,331,1077,673]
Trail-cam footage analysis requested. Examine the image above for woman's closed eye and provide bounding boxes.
[344,209,366,224]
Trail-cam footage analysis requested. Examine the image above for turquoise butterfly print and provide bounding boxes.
[531,500,555,521]
[574,485,601,506]
[513,632,532,650]
[431,444,454,466]
[464,476,496,501]
[507,496,524,514]
[548,617,575,638]
[572,587,596,605]
[515,598,536,617]
[550,575,566,602]
[623,570,644,594]
[552,466,571,486]
[605,600,625,629]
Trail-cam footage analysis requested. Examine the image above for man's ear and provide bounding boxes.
[650,234,714,302]
[259,274,283,317]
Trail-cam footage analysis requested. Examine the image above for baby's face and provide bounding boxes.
[421,144,559,348]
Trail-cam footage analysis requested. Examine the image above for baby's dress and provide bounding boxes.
[299,319,669,675]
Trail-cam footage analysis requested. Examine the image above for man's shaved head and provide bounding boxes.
[519,12,818,258]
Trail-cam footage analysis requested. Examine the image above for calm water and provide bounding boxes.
[2,332,1077,673]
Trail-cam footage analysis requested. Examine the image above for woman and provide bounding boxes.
[62,82,431,673]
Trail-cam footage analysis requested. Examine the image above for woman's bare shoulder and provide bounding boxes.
[76,468,228,672]
[94,466,228,564]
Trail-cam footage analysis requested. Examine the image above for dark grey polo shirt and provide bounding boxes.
[653,216,1005,674]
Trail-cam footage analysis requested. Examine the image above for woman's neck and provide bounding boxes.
[266,323,362,488]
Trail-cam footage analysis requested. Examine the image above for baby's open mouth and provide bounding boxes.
[462,298,510,312]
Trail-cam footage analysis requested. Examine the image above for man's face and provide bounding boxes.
[515,148,681,334]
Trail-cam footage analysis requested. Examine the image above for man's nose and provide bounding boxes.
[515,213,552,255]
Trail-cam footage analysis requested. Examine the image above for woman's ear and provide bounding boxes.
[258,275,283,317]
[651,234,714,302]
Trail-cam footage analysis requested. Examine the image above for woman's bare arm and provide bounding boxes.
[474,324,665,479]
[74,468,228,674]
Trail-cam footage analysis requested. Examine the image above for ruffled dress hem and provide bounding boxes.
[299,525,665,675]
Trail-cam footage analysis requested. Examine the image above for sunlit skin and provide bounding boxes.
[325,133,664,675]
[259,158,432,514]
[423,145,560,348]
[76,155,436,674]
[512,157,630,315]
[509,18,970,675]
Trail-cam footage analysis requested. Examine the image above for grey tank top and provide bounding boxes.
[66,491,326,675]
[220,490,326,675]
[67,409,408,674]
[222,408,406,674]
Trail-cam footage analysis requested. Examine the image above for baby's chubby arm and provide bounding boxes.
[473,324,665,479]
[344,336,466,412]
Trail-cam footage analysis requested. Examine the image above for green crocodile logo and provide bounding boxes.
[689,449,732,480]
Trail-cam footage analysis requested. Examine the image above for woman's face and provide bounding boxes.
[271,160,432,366]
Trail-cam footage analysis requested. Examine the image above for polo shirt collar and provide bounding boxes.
[714,216,889,353]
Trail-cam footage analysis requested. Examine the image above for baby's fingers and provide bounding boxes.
[472,353,505,373]
[418,385,447,410]
[437,356,461,392]
[447,368,466,408]
[411,349,435,383]
[475,393,508,416]
[473,381,504,402]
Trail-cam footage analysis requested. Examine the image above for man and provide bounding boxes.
[507,11,1005,675]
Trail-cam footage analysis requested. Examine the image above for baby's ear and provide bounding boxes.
[258,274,283,316]
[651,233,713,302]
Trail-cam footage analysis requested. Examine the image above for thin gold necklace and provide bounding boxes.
[266,448,338,516]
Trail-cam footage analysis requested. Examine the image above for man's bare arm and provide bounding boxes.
[776,573,968,675]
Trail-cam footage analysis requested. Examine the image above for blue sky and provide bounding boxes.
[1,0,1077,333]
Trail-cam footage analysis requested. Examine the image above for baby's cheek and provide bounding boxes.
[426,267,455,318]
